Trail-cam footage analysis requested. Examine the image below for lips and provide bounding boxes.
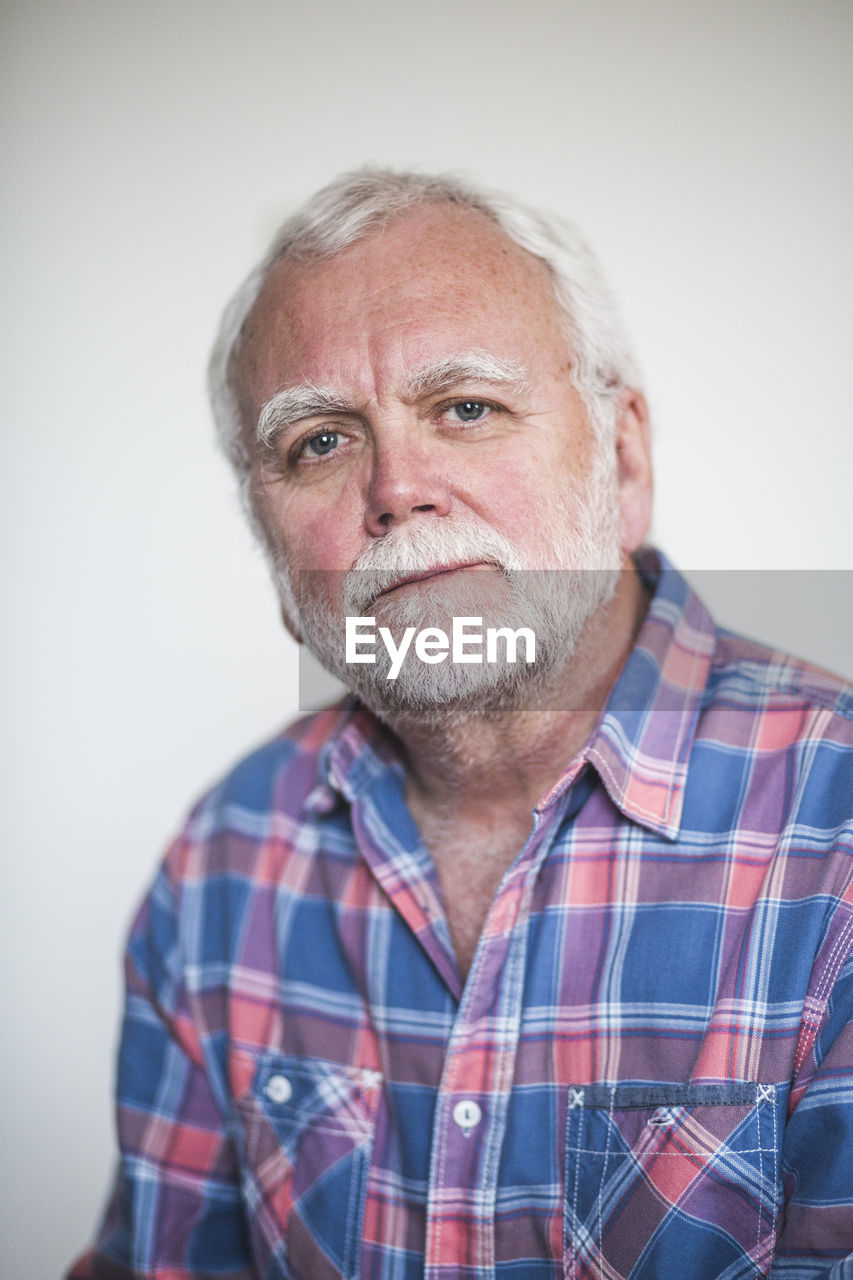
[376,561,497,599]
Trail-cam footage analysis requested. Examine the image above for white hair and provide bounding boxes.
[207,167,641,500]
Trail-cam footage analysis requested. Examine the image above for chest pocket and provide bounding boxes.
[563,1082,783,1280]
[234,1052,382,1280]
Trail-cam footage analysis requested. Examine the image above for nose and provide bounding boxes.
[363,435,452,537]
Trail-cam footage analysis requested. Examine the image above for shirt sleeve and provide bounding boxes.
[66,860,256,1279]
[772,930,853,1276]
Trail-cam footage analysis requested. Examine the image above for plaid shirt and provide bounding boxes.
[71,554,853,1279]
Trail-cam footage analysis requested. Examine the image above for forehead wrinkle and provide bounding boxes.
[257,384,353,448]
[404,351,530,401]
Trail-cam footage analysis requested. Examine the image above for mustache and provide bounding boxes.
[339,518,522,616]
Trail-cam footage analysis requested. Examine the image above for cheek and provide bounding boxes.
[273,500,363,574]
[470,443,597,566]
[478,454,564,532]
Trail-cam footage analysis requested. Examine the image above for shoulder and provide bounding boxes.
[205,700,350,814]
[700,628,853,836]
[160,699,357,887]
[121,702,360,1017]
[707,627,853,727]
[127,700,364,974]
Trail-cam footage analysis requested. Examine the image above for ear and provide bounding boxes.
[614,388,653,554]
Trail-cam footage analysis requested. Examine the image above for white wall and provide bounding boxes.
[3,1,851,1273]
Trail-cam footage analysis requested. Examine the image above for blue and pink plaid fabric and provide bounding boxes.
[71,555,853,1278]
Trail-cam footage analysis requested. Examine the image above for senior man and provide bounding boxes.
[71,170,853,1279]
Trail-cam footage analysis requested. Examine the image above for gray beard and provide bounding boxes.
[275,457,622,725]
[296,564,618,724]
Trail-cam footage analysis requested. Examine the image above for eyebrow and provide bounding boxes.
[256,350,529,450]
[257,385,352,451]
[403,351,530,400]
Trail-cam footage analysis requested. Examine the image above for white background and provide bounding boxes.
[3,1,851,1273]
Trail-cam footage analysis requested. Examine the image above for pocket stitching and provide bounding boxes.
[563,1082,782,1275]
[235,1054,383,1280]
[565,1092,585,1280]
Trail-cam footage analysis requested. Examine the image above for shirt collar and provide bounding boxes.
[308,699,405,813]
[313,551,715,841]
[581,549,715,840]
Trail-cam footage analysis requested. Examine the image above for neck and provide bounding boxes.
[386,564,650,824]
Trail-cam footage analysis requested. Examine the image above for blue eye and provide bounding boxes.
[305,431,339,457]
[450,401,488,422]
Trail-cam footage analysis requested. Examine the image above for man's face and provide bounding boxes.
[235,205,643,717]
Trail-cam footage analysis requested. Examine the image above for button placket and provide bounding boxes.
[424,819,559,1277]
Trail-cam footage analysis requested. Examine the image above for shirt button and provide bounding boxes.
[264,1074,293,1104]
[452,1099,482,1133]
